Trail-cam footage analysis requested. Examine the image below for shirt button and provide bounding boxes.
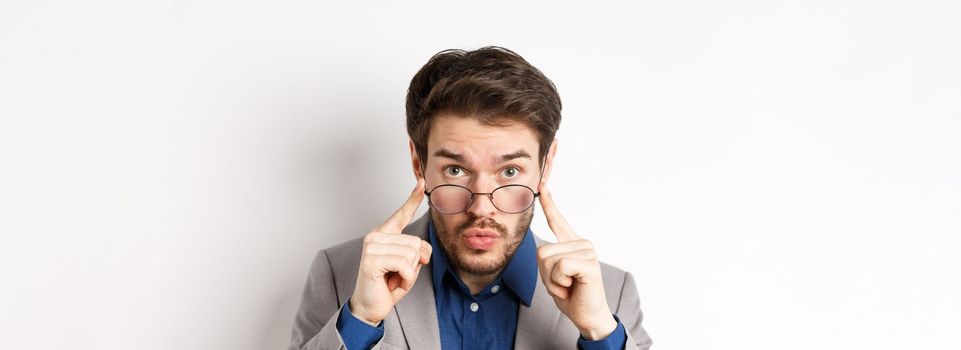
[491,285,500,294]
[470,302,479,312]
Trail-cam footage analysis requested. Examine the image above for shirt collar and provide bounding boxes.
[428,216,537,307]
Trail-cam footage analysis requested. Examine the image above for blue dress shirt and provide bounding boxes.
[336,217,627,349]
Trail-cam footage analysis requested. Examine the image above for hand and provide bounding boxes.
[536,181,618,340]
[348,178,432,326]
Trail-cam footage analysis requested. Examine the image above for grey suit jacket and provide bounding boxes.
[288,213,653,350]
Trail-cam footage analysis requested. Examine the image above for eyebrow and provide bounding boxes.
[433,148,465,162]
[432,148,532,165]
[498,149,532,163]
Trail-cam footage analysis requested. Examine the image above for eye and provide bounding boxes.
[502,166,520,178]
[444,166,467,177]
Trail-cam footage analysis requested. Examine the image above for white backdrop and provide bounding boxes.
[1,1,959,349]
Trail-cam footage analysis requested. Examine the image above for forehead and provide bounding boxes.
[427,114,539,163]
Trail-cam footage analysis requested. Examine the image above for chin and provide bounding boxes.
[458,254,508,276]
[462,247,503,259]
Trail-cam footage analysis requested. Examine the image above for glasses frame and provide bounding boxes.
[424,184,540,214]
[423,155,548,215]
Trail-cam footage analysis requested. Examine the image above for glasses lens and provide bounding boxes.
[429,185,472,213]
[491,185,535,214]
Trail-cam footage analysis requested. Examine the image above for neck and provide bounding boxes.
[455,268,502,295]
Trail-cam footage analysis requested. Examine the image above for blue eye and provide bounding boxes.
[502,167,519,178]
[445,166,466,177]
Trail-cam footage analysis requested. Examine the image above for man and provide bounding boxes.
[288,47,652,350]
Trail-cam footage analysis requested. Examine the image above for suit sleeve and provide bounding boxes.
[616,271,653,350]
[288,249,389,350]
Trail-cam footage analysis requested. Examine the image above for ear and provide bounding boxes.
[540,138,559,185]
[409,138,424,180]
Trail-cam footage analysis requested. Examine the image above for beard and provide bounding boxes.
[431,208,534,276]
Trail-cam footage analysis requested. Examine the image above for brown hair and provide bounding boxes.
[406,46,562,169]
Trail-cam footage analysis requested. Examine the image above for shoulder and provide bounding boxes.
[599,260,629,284]
[321,235,365,267]
[307,213,433,288]
[299,235,366,307]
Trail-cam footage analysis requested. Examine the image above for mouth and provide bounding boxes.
[462,228,500,250]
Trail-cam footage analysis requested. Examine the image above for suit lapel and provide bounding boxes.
[393,213,442,350]
[514,235,562,349]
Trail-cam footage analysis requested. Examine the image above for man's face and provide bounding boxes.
[422,114,543,277]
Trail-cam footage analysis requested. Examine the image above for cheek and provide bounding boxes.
[502,217,523,235]
[439,213,469,236]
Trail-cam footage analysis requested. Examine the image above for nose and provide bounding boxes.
[467,184,497,218]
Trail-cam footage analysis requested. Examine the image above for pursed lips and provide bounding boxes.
[462,228,500,250]
[463,228,500,238]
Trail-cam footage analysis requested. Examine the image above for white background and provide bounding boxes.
[1,1,959,349]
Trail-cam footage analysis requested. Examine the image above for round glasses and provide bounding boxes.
[424,184,540,214]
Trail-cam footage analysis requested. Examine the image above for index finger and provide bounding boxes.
[378,177,426,233]
[537,182,579,242]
